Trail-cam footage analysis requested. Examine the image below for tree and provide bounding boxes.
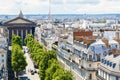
[45,59,60,80]
[52,68,65,80]
[24,34,34,45]
[39,50,57,80]
[53,69,73,80]
[12,34,22,47]
[30,49,44,66]
[12,44,27,79]
[32,42,43,52]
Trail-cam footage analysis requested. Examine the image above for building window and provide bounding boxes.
[91,46,94,51]
[89,74,92,79]
[98,69,101,75]
[104,72,107,79]
[2,59,4,62]
[104,51,107,56]
[102,46,106,50]
[97,54,101,61]
[89,55,92,61]
[109,45,111,49]
[89,64,91,67]
[1,54,4,57]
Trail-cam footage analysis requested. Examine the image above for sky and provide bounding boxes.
[0,0,120,14]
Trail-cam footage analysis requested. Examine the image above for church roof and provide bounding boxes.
[3,17,36,26]
[3,11,36,26]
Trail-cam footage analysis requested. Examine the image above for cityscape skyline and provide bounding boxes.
[0,0,120,14]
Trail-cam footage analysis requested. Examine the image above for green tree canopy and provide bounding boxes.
[24,34,34,45]
[45,59,60,80]
[12,34,22,47]
[12,44,27,79]
[39,50,57,80]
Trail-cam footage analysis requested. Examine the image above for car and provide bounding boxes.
[19,76,30,80]
[34,64,38,69]
[30,70,34,75]
[34,70,37,73]
[31,71,34,75]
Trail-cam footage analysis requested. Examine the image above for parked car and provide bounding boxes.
[19,76,30,80]
[30,70,34,75]
[31,71,34,75]
[34,64,38,69]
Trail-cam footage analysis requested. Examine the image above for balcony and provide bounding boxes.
[96,74,106,80]
[99,65,120,77]
[86,67,97,71]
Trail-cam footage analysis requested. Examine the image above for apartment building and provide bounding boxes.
[97,49,120,80]
[0,34,7,78]
[57,29,120,80]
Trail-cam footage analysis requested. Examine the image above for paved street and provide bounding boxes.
[20,52,40,80]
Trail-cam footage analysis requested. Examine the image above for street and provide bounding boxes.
[19,52,40,80]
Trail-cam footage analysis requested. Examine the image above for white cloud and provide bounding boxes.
[0,0,120,14]
[76,0,120,14]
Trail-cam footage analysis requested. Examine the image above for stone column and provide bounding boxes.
[17,29,18,36]
[30,29,32,34]
[21,29,23,45]
[12,29,14,35]
[8,29,9,45]
[26,29,27,36]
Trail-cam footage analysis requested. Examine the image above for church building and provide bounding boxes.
[3,11,36,45]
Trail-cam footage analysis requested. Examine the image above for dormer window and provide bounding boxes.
[107,61,110,65]
[91,46,94,51]
[112,63,116,68]
[109,62,112,67]
[103,51,107,56]
[102,46,106,50]
[101,59,104,63]
[1,54,4,57]
[104,60,106,64]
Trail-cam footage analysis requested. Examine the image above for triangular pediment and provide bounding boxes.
[3,17,36,25]
[8,18,32,24]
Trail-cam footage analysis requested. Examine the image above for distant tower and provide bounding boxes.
[19,10,23,18]
[48,0,51,21]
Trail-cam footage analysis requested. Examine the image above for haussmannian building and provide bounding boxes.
[97,49,120,80]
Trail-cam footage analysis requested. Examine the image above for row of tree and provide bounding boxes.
[25,34,73,80]
[11,35,27,79]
